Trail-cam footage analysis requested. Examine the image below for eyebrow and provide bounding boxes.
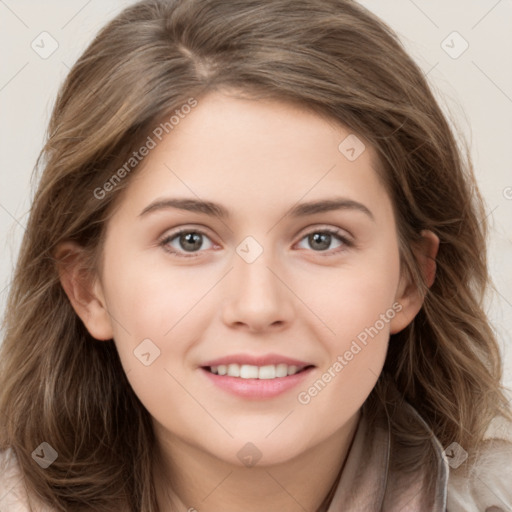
[138,197,375,221]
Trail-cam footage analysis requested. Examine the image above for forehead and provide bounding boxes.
[115,91,393,224]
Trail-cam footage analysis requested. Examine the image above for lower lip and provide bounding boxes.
[200,367,315,399]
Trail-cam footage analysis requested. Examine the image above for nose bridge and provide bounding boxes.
[234,237,282,303]
[221,235,293,330]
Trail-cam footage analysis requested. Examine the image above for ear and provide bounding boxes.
[54,241,114,341]
[390,230,439,335]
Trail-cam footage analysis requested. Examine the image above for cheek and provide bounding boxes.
[293,245,400,410]
[103,241,216,336]
[103,259,209,431]
[295,275,397,434]
[298,244,401,348]
[101,249,228,384]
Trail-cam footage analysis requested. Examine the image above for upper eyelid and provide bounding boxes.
[159,225,216,244]
[296,224,353,240]
[160,224,351,242]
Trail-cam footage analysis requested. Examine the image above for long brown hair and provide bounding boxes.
[1,0,510,510]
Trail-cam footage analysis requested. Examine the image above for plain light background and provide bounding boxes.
[0,0,511,389]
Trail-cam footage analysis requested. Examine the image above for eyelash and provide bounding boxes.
[158,227,354,259]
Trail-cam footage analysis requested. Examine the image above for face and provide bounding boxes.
[84,90,412,468]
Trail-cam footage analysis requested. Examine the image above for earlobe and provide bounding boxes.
[54,242,114,341]
[389,230,440,335]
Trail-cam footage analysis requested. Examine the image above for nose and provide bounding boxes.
[221,249,295,333]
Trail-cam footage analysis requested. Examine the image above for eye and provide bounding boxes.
[159,228,215,258]
[159,226,353,258]
[296,228,353,255]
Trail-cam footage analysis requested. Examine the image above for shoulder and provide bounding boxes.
[447,417,512,512]
[0,448,55,512]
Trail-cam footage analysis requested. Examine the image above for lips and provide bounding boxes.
[198,353,316,398]
[200,363,315,399]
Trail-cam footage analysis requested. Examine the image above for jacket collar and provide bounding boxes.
[324,388,449,511]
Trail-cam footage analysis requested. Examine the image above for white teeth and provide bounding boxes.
[288,365,298,376]
[258,365,276,380]
[275,363,288,378]
[227,363,240,377]
[240,365,259,379]
[207,363,305,379]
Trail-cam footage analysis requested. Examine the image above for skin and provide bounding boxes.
[57,90,438,512]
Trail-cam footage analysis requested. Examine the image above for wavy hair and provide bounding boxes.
[1,0,510,510]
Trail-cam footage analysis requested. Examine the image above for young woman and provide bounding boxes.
[1,0,511,511]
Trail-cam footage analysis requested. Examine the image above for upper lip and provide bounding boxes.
[201,353,314,370]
